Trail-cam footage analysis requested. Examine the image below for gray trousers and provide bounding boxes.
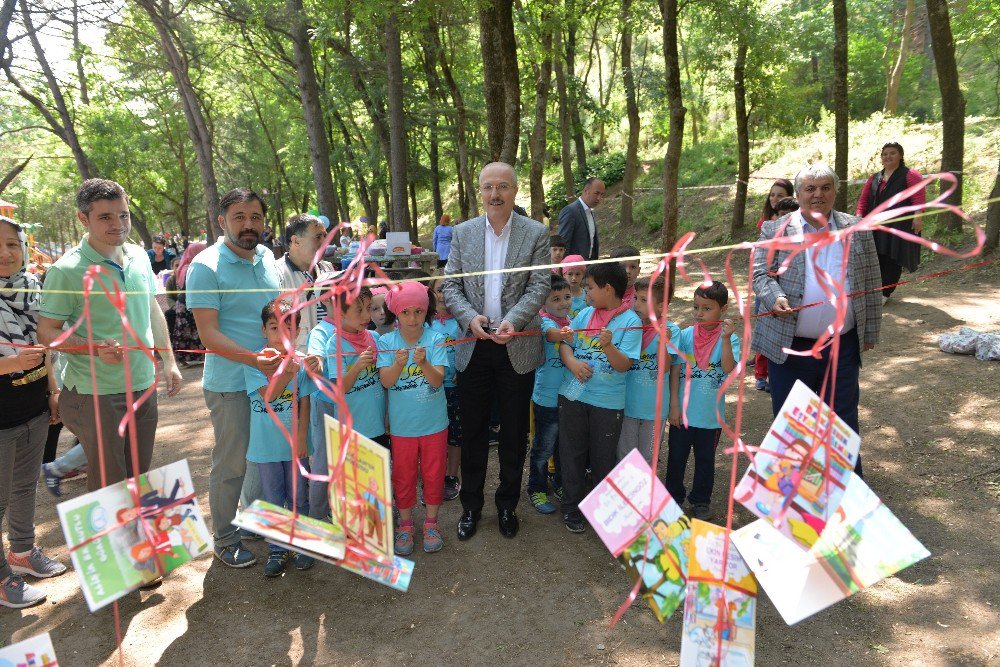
[617,416,665,466]
[204,390,261,548]
[0,411,48,579]
[60,387,158,492]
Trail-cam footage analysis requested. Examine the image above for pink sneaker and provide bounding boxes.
[423,523,443,553]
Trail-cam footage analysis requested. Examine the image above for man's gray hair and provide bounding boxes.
[479,161,517,187]
[794,163,838,194]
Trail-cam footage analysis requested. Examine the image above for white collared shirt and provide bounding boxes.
[794,212,856,339]
[578,197,596,257]
[484,213,513,326]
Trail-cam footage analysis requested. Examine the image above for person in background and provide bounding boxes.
[432,215,453,269]
[428,277,462,501]
[168,242,208,368]
[147,234,176,274]
[558,178,605,261]
[609,245,640,308]
[549,234,567,272]
[562,255,587,320]
[0,215,68,609]
[756,179,794,229]
[277,214,336,352]
[855,142,926,304]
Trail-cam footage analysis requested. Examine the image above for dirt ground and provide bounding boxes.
[3,249,999,667]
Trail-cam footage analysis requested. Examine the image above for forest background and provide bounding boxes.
[1,0,998,255]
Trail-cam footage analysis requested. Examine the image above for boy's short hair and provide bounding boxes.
[261,299,302,328]
[609,245,639,260]
[76,178,128,214]
[585,262,628,298]
[549,234,567,249]
[635,276,667,304]
[694,280,729,307]
[549,276,570,293]
[340,286,373,313]
[776,197,799,214]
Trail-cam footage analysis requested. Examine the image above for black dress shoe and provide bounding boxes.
[498,508,519,538]
[457,510,481,541]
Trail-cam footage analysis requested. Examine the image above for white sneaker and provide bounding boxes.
[8,546,68,578]
[0,574,46,608]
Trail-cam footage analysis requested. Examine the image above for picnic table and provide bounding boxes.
[362,251,440,276]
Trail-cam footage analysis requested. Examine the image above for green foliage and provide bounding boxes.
[545,151,627,212]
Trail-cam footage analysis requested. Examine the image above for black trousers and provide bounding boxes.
[558,396,623,515]
[457,341,535,513]
[877,252,904,298]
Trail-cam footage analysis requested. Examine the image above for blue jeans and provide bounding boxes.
[665,425,720,506]
[767,329,864,478]
[258,459,310,553]
[527,404,560,494]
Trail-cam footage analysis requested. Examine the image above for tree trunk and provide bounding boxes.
[478,0,520,163]
[384,8,410,233]
[565,0,586,173]
[833,0,849,213]
[731,38,750,234]
[10,0,95,180]
[288,0,338,219]
[419,32,446,225]
[885,0,914,115]
[659,0,685,272]
[554,28,576,204]
[71,0,88,105]
[429,120,443,224]
[408,180,418,243]
[620,0,640,229]
[529,20,553,224]
[135,0,220,242]
[434,23,477,218]
[926,0,965,231]
[455,151,468,220]
[330,109,376,224]
[985,159,1000,252]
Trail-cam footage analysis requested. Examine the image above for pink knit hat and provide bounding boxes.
[562,254,585,268]
[384,281,429,315]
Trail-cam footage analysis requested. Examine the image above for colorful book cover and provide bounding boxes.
[0,632,58,667]
[325,414,393,561]
[731,472,930,625]
[680,520,757,667]
[57,459,212,612]
[335,551,415,593]
[233,500,346,561]
[734,380,860,549]
[580,449,690,622]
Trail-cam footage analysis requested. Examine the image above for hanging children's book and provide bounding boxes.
[0,631,59,667]
[325,414,393,561]
[731,472,930,625]
[57,459,211,612]
[335,550,415,593]
[680,519,757,667]
[733,380,860,549]
[234,500,346,562]
[580,449,691,622]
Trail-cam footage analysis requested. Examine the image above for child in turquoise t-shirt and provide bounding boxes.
[561,255,588,320]
[429,277,462,501]
[666,281,739,522]
[377,282,449,556]
[307,286,386,523]
[558,263,642,534]
[618,275,681,465]
[245,300,321,577]
[527,276,573,515]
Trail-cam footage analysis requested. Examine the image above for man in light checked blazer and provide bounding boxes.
[752,163,882,478]
[442,162,550,541]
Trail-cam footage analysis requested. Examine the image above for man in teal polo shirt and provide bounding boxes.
[187,188,284,569]
[38,179,183,492]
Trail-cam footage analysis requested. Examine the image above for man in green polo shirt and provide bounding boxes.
[38,179,182,492]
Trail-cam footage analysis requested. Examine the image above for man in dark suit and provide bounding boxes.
[557,177,606,261]
[442,162,550,541]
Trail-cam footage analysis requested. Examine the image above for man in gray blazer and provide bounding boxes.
[443,162,550,540]
[752,163,882,478]
[557,177,605,260]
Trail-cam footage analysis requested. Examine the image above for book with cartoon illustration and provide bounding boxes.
[0,631,59,666]
[734,380,860,549]
[234,500,346,561]
[680,519,757,667]
[57,459,211,612]
[580,449,690,622]
[732,472,930,625]
[325,414,393,562]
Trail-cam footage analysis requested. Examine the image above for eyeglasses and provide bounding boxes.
[479,183,513,193]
